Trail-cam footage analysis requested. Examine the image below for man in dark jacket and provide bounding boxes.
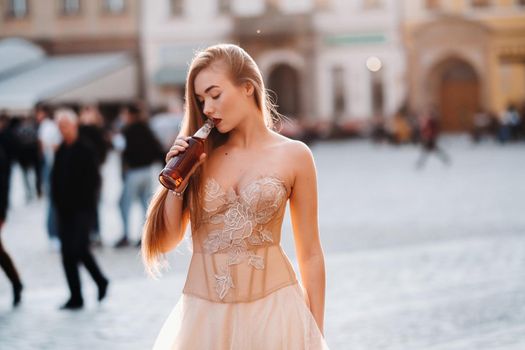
[51,109,109,310]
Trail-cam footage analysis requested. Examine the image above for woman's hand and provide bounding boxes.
[166,136,207,193]
[165,136,191,164]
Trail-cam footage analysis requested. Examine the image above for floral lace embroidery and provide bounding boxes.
[202,176,287,300]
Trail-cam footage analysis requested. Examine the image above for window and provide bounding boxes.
[332,66,346,118]
[471,0,490,7]
[425,0,440,10]
[62,0,81,16]
[367,58,384,115]
[6,0,28,18]
[218,0,230,14]
[170,0,184,16]
[363,0,382,9]
[314,0,330,11]
[103,0,125,14]
[266,0,279,13]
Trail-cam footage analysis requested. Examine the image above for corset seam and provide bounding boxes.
[182,279,298,304]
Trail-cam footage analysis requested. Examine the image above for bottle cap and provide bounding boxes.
[194,119,215,139]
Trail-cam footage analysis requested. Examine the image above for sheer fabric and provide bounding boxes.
[183,176,298,303]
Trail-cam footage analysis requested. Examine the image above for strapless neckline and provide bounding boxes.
[204,175,289,199]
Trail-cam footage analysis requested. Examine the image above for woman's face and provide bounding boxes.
[193,64,254,133]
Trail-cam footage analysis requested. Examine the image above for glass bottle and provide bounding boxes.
[158,119,214,191]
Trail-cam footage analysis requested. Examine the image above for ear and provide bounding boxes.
[243,82,254,97]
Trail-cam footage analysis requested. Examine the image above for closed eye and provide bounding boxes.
[212,94,221,100]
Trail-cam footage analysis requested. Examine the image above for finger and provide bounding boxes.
[167,146,186,157]
[172,145,187,152]
[172,135,188,144]
[174,139,189,148]
[165,150,183,163]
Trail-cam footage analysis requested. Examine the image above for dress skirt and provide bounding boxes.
[153,283,329,350]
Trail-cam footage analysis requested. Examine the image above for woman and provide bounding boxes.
[142,44,328,349]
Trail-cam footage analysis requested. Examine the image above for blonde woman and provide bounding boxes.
[143,44,328,349]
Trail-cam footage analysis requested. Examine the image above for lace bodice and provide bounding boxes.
[183,176,298,303]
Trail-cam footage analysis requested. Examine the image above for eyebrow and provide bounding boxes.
[196,85,219,98]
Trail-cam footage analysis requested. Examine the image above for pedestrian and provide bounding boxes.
[498,104,520,143]
[0,144,23,307]
[79,105,111,247]
[415,108,451,169]
[51,109,109,310]
[142,44,328,349]
[471,108,490,143]
[13,116,42,201]
[0,112,18,195]
[114,104,163,248]
[36,104,62,251]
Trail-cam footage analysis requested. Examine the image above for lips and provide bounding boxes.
[212,118,222,126]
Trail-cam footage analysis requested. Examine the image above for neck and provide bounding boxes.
[226,110,271,149]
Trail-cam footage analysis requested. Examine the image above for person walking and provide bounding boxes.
[114,104,163,248]
[142,44,328,349]
[416,109,451,169]
[79,105,111,247]
[0,144,23,307]
[36,104,62,250]
[14,116,42,202]
[51,109,109,310]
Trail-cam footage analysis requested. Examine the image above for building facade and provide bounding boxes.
[403,0,525,131]
[0,0,141,114]
[142,0,406,129]
[0,0,140,54]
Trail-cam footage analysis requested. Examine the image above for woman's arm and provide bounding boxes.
[142,137,205,273]
[288,141,326,334]
[158,192,190,253]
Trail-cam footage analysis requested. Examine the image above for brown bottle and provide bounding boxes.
[159,119,214,191]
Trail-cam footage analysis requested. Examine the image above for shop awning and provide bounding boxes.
[153,66,187,86]
[0,38,45,80]
[0,51,137,113]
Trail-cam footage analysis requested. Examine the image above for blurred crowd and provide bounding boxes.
[0,102,182,308]
[368,103,525,147]
[277,102,525,147]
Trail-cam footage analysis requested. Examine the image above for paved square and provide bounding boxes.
[1,137,524,349]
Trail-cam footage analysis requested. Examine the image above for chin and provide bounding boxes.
[216,124,230,134]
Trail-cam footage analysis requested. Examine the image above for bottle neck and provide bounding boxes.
[193,119,215,139]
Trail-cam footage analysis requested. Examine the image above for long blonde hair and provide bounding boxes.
[141,43,279,276]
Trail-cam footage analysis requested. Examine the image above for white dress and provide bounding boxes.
[153,176,328,349]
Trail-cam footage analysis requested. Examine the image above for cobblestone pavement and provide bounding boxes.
[0,137,524,350]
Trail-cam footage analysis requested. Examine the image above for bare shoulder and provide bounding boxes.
[272,133,313,163]
[268,132,315,179]
[268,134,317,196]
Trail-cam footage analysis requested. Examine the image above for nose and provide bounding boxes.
[203,100,214,117]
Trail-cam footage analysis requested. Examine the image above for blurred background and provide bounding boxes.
[0,0,524,349]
